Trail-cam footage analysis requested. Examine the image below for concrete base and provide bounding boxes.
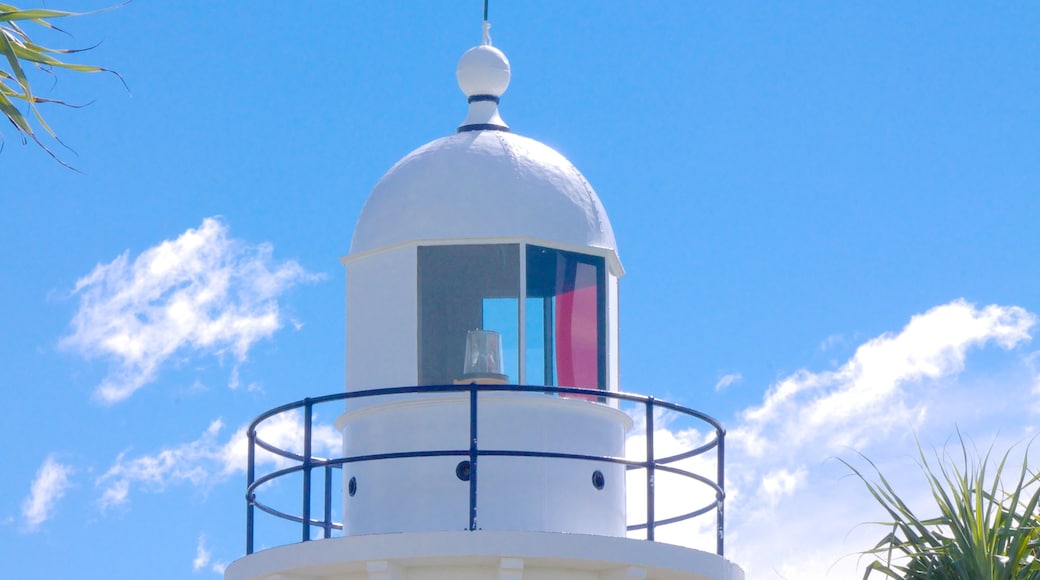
[225,530,744,580]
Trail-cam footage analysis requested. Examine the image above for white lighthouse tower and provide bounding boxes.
[226,18,744,580]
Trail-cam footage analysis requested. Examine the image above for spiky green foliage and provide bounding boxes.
[0,3,124,167]
[844,435,1040,580]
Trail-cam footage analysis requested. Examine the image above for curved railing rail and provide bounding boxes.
[244,384,726,556]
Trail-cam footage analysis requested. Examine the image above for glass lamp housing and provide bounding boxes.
[461,329,508,382]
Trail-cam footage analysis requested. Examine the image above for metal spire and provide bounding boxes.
[481,0,492,46]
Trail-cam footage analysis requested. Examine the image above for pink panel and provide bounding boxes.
[556,262,599,399]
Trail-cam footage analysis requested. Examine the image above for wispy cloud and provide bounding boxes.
[1026,350,1040,410]
[21,455,73,532]
[192,533,226,574]
[733,299,1035,459]
[637,300,1038,578]
[97,412,340,510]
[714,372,743,392]
[818,333,846,352]
[192,533,211,572]
[61,217,321,404]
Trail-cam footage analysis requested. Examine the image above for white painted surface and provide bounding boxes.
[460,99,509,131]
[607,273,620,393]
[457,45,510,97]
[224,530,745,580]
[349,130,617,256]
[345,246,418,390]
[457,44,510,130]
[336,393,631,536]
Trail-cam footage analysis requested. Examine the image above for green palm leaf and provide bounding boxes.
[0,2,126,168]
[844,434,1040,580]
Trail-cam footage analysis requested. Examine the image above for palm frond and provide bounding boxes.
[0,2,127,167]
[844,434,1040,580]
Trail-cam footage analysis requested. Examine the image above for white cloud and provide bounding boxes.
[193,533,211,572]
[714,372,742,392]
[21,455,74,532]
[757,467,806,506]
[97,412,340,510]
[819,333,846,352]
[191,533,227,574]
[733,300,1035,459]
[624,409,722,550]
[637,300,1038,579]
[1026,350,1040,401]
[61,217,321,404]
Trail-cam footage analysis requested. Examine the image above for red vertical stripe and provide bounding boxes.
[556,262,598,399]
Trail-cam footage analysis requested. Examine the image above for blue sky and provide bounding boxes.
[3,2,1039,578]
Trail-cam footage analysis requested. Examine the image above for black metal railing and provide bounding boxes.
[244,384,726,556]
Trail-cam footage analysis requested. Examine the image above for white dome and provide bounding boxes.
[350,130,617,255]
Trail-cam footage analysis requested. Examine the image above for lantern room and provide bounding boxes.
[343,43,622,395]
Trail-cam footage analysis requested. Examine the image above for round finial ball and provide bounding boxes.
[456,45,511,97]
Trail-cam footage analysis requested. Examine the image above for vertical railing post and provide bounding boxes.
[323,464,333,539]
[468,384,479,531]
[717,428,725,557]
[246,426,256,555]
[645,397,655,541]
[302,398,313,542]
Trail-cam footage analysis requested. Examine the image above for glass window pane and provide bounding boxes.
[418,245,519,385]
[525,245,605,393]
[482,298,519,382]
[557,261,599,390]
[524,297,551,386]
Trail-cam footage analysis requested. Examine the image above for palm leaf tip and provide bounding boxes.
[0,1,127,168]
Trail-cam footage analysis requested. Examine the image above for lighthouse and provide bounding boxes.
[225,17,744,580]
